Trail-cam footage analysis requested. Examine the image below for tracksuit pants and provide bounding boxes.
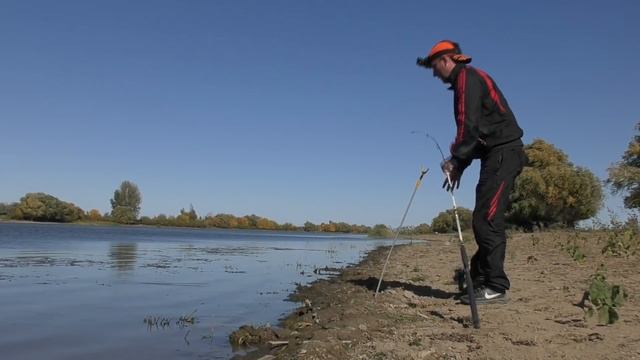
[470,143,525,293]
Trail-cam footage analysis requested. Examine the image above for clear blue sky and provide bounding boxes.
[1,0,638,226]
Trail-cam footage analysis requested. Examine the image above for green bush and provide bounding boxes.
[607,122,640,209]
[431,208,472,233]
[581,272,627,325]
[368,224,392,238]
[601,215,639,257]
[11,193,83,223]
[562,232,587,262]
[508,139,603,230]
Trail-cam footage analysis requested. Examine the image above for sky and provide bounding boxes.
[1,0,638,227]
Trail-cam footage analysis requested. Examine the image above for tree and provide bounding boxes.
[451,208,473,231]
[0,202,17,217]
[303,221,319,232]
[155,214,169,226]
[236,216,249,228]
[431,212,453,233]
[431,208,473,233]
[176,205,199,226]
[111,206,137,224]
[413,223,431,234]
[608,122,640,209]
[256,217,278,230]
[368,224,391,238]
[205,213,239,228]
[507,139,603,229]
[334,222,352,233]
[86,209,103,222]
[243,214,261,228]
[279,222,298,231]
[11,193,84,222]
[139,216,153,225]
[110,181,142,224]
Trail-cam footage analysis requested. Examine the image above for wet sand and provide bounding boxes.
[233,232,640,359]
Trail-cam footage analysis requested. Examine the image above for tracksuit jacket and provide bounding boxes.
[448,63,524,172]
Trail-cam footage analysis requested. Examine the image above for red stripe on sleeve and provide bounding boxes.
[475,68,506,113]
[454,68,466,145]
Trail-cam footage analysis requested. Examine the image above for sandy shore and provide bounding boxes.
[232,232,640,359]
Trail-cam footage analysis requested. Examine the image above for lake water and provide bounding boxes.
[0,222,395,359]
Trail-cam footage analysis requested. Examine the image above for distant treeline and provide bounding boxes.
[0,192,435,236]
[3,131,640,235]
[0,192,401,235]
[136,207,374,234]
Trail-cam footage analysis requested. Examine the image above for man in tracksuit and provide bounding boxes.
[417,40,526,304]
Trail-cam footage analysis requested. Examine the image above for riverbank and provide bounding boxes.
[233,232,640,359]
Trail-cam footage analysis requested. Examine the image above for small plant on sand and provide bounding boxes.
[601,215,639,257]
[579,269,628,325]
[560,232,586,262]
[566,244,586,262]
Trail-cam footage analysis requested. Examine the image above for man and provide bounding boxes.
[417,40,526,305]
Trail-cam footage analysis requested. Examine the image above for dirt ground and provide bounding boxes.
[232,232,640,360]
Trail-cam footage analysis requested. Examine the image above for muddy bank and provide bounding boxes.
[232,233,640,359]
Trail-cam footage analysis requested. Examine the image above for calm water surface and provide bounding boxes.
[0,223,396,359]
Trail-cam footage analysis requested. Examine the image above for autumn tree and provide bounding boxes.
[176,205,199,226]
[608,122,640,209]
[430,208,473,233]
[507,139,602,229]
[205,213,239,228]
[11,193,84,222]
[86,209,103,222]
[256,217,278,230]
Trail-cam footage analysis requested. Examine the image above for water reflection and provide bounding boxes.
[109,243,137,271]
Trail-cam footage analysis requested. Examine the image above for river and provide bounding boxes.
[0,222,396,359]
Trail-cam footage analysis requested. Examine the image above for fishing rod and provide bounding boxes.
[374,167,429,298]
[411,130,481,329]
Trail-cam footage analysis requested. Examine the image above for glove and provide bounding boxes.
[441,159,462,192]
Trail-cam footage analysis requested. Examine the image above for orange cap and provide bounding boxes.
[417,40,472,68]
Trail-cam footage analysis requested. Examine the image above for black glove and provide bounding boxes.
[441,160,462,192]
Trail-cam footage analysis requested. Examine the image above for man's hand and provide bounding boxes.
[441,159,462,192]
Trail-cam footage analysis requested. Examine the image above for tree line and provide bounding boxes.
[1,131,639,234]
[0,182,371,233]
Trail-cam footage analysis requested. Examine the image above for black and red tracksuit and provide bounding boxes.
[447,63,525,292]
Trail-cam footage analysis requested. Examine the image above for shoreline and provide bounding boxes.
[232,232,640,359]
